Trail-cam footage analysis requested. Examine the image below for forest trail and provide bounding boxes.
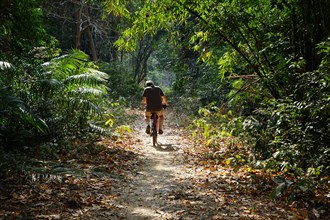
[113,110,192,219]
[0,110,316,219]
[109,110,295,220]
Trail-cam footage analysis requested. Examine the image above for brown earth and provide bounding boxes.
[0,109,328,219]
[103,111,296,220]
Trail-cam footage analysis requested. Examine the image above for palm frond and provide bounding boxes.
[88,123,111,135]
[0,61,14,70]
[39,78,63,88]
[70,87,106,96]
[17,107,49,134]
[67,97,101,114]
[65,74,102,86]
[42,50,88,79]
[87,68,109,81]
[0,87,25,114]
[36,50,109,138]
[77,99,101,113]
[65,68,108,86]
[59,51,88,73]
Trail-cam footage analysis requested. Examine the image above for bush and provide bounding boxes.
[100,62,144,107]
[0,50,111,150]
[244,70,330,174]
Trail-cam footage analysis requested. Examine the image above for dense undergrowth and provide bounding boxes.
[0,48,138,182]
[168,38,330,206]
[179,99,329,214]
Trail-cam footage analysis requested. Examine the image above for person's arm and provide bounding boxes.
[142,88,147,106]
[161,96,167,105]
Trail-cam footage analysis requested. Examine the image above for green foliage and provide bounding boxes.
[100,61,144,107]
[0,149,34,179]
[114,125,132,138]
[0,49,111,149]
[0,0,54,57]
[0,0,329,205]
[0,60,49,148]
[243,67,330,174]
[38,50,109,138]
[190,106,244,147]
[0,0,59,148]
[118,0,330,177]
[270,176,313,202]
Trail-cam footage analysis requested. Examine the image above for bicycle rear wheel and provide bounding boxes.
[152,122,157,146]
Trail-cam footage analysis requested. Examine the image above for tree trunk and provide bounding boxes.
[133,38,153,84]
[87,26,98,61]
[73,0,82,49]
[85,7,97,61]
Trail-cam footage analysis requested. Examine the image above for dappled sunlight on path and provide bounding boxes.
[112,112,188,219]
[0,115,325,218]
[110,110,296,220]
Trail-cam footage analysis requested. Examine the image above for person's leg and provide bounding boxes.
[145,116,150,124]
[159,115,164,131]
[145,111,151,134]
[158,110,164,134]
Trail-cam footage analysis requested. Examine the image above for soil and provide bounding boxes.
[112,113,191,220]
[101,111,297,220]
[1,110,328,219]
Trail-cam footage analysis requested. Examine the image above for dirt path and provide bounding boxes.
[0,111,327,219]
[109,111,298,220]
[112,114,192,220]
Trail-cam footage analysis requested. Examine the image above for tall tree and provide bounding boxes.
[106,0,330,172]
[109,0,329,98]
[0,0,51,58]
[42,0,120,62]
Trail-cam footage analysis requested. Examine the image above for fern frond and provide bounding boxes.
[68,98,101,114]
[42,51,88,79]
[0,87,25,114]
[65,74,102,86]
[17,107,49,134]
[0,61,14,70]
[39,78,63,88]
[87,68,109,81]
[89,123,111,135]
[36,50,110,138]
[71,87,106,96]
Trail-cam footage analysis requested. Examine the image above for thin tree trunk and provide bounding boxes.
[73,0,82,49]
[87,26,97,61]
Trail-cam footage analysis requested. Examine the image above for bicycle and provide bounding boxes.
[149,105,166,147]
[150,112,158,147]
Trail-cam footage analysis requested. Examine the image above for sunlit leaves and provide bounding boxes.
[217,51,238,79]
[102,0,131,17]
[17,107,49,134]
[105,117,114,127]
[39,50,110,137]
[0,61,13,70]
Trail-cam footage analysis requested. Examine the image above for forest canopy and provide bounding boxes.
[106,0,330,174]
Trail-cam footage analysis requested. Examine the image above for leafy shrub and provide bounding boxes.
[243,69,330,175]
[100,62,144,107]
[0,50,111,150]
[0,60,49,149]
[242,39,330,175]
[190,106,244,146]
[36,50,110,139]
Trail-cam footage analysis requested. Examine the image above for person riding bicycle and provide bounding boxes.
[143,80,167,134]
